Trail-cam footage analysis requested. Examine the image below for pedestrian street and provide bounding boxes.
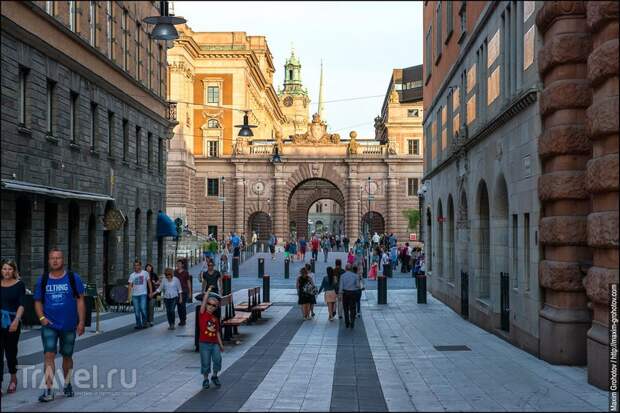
[2,252,609,412]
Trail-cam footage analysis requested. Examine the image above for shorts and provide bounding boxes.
[41,325,77,357]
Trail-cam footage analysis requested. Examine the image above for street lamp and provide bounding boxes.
[367,176,372,265]
[143,1,186,41]
[242,177,246,239]
[220,176,225,243]
[235,110,257,137]
[417,182,428,244]
[271,145,282,163]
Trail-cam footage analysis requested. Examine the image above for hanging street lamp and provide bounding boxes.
[143,1,186,41]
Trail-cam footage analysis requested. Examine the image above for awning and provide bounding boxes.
[157,211,178,238]
[1,179,114,202]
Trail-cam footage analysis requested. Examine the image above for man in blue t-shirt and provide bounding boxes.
[231,232,241,258]
[34,248,85,403]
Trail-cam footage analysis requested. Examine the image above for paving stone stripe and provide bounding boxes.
[330,318,388,412]
[175,307,303,412]
[18,311,130,341]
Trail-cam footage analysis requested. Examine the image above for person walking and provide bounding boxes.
[369,247,380,280]
[333,259,345,320]
[298,237,307,261]
[1,260,25,396]
[318,267,338,321]
[34,248,85,402]
[305,263,317,317]
[321,236,330,263]
[174,259,191,326]
[354,239,365,268]
[150,268,182,330]
[310,235,320,262]
[251,231,258,253]
[343,236,349,253]
[268,233,277,260]
[339,265,360,328]
[231,232,241,259]
[198,292,224,389]
[200,260,222,318]
[145,263,159,327]
[128,260,149,329]
[381,248,391,276]
[296,268,317,320]
[400,243,411,273]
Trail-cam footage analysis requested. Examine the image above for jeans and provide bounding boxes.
[177,292,187,323]
[336,294,343,317]
[355,289,362,314]
[323,248,329,263]
[164,297,178,326]
[311,250,318,261]
[40,325,75,356]
[132,294,148,328]
[199,342,222,376]
[342,291,357,327]
[0,326,20,381]
[147,296,156,323]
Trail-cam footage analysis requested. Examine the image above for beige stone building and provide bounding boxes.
[166,27,424,245]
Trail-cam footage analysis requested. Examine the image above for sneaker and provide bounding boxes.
[179,322,186,326]
[63,383,74,397]
[38,388,55,402]
[202,379,210,389]
[167,325,174,330]
[311,312,315,317]
[211,376,221,387]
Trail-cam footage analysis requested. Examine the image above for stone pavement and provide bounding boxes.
[1,252,609,412]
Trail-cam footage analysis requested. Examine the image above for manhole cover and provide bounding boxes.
[434,345,471,351]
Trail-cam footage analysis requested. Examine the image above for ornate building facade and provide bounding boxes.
[422,0,618,389]
[166,28,424,244]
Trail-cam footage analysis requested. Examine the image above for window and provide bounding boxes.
[208,225,218,240]
[408,139,420,155]
[107,111,114,157]
[18,67,29,127]
[512,214,518,289]
[466,95,476,124]
[207,86,220,104]
[90,1,97,46]
[425,26,432,80]
[523,25,535,70]
[488,67,500,104]
[46,79,55,134]
[467,63,476,93]
[122,9,128,70]
[46,1,55,15]
[446,0,453,40]
[135,126,141,165]
[524,213,530,291]
[158,137,164,174]
[205,140,218,158]
[70,92,79,143]
[459,1,467,38]
[136,22,141,80]
[407,178,419,196]
[122,118,129,160]
[69,1,77,31]
[316,203,322,213]
[407,109,419,117]
[90,102,98,151]
[147,132,152,169]
[106,1,113,59]
[435,2,442,61]
[207,178,219,196]
[207,119,220,128]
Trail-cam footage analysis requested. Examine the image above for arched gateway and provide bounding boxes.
[168,114,422,245]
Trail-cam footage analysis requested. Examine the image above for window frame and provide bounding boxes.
[90,102,98,151]
[147,132,153,170]
[207,86,220,105]
[135,125,141,166]
[122,118,129,161]
[107,111,114,157]
[46,79,56,134]
[70,91,79,144]
[90,1,97,46]
[18,66,29,127]
[106,1,113,59]
[207,178,220,196]
[407,178,419,197]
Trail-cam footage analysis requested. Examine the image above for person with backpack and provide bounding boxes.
[34,248,85,402]
[128,260,149,330]
[296,268,317,320]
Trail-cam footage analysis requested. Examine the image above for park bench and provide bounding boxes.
[234,286,272,322]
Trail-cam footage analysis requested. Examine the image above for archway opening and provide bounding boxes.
[447,195,455,282]
[287,178,345,240]
[360,211,385,239]
[248,211,273,243]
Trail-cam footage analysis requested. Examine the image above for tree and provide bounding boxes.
[402,209,421,232]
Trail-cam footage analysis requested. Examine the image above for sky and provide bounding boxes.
[173,1,423,139]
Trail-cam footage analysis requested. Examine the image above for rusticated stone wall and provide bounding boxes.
[536,1,593,366]
[583,0,619,390]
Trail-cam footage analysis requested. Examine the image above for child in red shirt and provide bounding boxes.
[199,293,224,389]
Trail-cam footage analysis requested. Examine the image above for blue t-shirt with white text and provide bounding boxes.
[34,272,85,331]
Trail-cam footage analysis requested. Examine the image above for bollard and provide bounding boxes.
[263,275,270,303]
[417,274,427,304]
[258,257,265,278]
[362,260,368,279]
[383,261,392,278]
[194,305,200,352]
[310,258,315,273]
[233,256,240,278]
[284,258,290,279]
[377,275,387,304]
[222,274,231,296]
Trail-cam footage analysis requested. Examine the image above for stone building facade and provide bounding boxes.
[0,1,176,298]
[422,0,618,389]
[166,28,424,244]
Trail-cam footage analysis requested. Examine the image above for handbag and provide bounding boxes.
[303,281,318,296]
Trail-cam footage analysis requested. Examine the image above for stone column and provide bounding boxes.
[346,177,360,240]
[272,177,287,243]
[387,175,399,235]
[536,2,592,366]
[583,1,619,390]
[234,177,245,236]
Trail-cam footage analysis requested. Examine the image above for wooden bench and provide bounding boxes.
[234,287,272,322]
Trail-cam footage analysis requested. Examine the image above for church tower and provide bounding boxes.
[278,49,310,139]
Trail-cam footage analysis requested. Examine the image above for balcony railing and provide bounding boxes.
[360,143,385,155]
[249,144,273,155]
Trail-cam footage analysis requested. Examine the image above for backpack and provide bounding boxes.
[40,272,79,305]
[303,280,318,296]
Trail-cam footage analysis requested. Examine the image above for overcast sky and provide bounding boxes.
[173,1,423,139]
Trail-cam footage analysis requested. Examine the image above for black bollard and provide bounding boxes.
[378,275,387,304]
[222,274,231,296]
[362,260,368,279]
[258,257,265,278]
[233,256,240,278]
[310,258,315,273]
[284,258,290,279]
[417,275,427,304]
[383,261,392,278]
[263,275,270,303]
[194,305,200,352]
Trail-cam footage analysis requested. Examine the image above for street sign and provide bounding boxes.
[409,233,417,241]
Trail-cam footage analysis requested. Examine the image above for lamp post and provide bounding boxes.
[417,183,428,244]
[367,176,372,265]
[243,177,246,239]
[220,176,225,243]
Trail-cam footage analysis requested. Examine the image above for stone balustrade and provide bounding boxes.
[249,144,274,155]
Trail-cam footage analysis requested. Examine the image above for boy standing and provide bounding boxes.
[199,293,224,389]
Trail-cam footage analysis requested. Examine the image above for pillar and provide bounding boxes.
[387,175,399,235]
[273,176,287,243]
[347,176,360,240]
[583,0,619,390]
[536,1,592,366]
[235,177,245,235]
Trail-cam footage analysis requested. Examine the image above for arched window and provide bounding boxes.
[207,119,219,128]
